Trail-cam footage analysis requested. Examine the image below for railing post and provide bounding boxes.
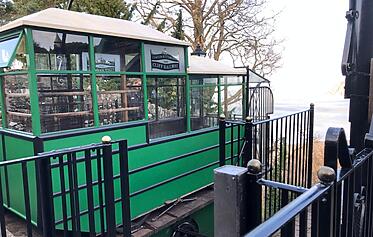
[34,137,55,237]
[219,115,226,166]
[307,103,315,188]
[214,165,249,237]
[317,166,336,237]
[242,117,253,167]
[118,140,131,237]
[246,159,262,231]
[102,136,116,237]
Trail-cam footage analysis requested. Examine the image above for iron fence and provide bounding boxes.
[0,139,131,237]
[219,104,314,220]
[244,127,373,237]
[247,86,274,122]
[0,125,225,236]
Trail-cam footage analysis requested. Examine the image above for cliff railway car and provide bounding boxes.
[0,8,273,236]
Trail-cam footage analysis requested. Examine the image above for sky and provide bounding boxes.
[268,0,349,102]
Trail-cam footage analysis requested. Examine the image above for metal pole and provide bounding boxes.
[246,160,262,231]
[35,137,55,237]
[119,140,131,237]
[307,103,314,188]
[219,115,226,166]
[242,117,253,167]
[102,137,116,236]
[214,165,249,237]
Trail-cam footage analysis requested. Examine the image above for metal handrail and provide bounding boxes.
[245,183,330,237]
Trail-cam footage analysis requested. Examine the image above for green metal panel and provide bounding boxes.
[42,127,226,232]
[24,28,41,136]
[2,135,38,224]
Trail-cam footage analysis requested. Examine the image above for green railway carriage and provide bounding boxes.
[0,8,272,236]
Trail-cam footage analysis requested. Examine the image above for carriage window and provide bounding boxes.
[33,30,89,71]
[3,74,32,132]
[0,36,19,68]
[147,77,186,139]
[190,76,219,130]
[38,74,93,133]
[94,37,141,72]
[97,75,144,125]
[221,76,244,120]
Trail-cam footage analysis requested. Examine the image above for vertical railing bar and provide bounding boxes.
[237,125,241,166]
[304,111,310,187]
[367,158,373,237]
[291,114,296,198]
[96,148,105,236]
[307,104,314,188]
[286,115,292,186]
[283,117,288,185]
[21,161,33,237]
[219,118,226,166]
[299,209,307,237]
[298,112,304,187]
[274,119,279,211]
[84,149,96,236]
[67,153,77,236]
[341,178,348,236]
[347,173,354,236]
[295,113,301,188]
[269,120,273,217]
[230,125,234,165]
[119,140,131,237]
[335,182,342,237]
[279,118,284,185]
[311,199,320,236]
[102,143,116,237]
[58,155,68,236]
[302,111,308,187]
[72,152,81,236]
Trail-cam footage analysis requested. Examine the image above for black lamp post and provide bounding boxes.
[191,44,206,57]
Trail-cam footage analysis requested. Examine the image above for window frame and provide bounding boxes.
[0,26,192,137]
[0,31,24,69]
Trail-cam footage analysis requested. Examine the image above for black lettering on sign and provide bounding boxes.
[150,50,180,71]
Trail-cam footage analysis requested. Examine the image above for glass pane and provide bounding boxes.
[38,75,93,133]
[97,75,144,125]
[33,30,89,71]
[221,85,243,119]
[190,75,218,85]
[94,37,141,72]
[147,77,186,138]
[7,35,28,71]
[3,74,32,132]
[222,75,243,84]
[0,37,19,68]
[191,86,219,130]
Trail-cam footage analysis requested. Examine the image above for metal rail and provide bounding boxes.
[243,126,373,236]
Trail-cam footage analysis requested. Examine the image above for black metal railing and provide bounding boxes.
[0,139,131,237]
[219,104,314,220]
[244,126,373,237]
[247,86,274,121]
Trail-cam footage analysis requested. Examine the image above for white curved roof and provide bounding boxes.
[188,56,246,75]
[0,8,189,46]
